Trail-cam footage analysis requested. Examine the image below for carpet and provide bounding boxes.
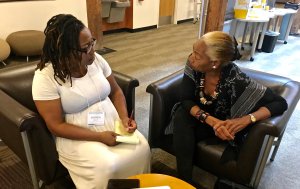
[0,145,186,189]
[0,146,32,189]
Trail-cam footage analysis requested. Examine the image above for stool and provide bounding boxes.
[6,30,45,62]
[0,38,10,66]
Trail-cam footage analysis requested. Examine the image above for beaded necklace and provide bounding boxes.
[198,73,219,105]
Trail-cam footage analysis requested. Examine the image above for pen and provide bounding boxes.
[128,110,134,126]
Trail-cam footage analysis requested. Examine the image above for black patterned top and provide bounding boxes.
[181,61,287,122]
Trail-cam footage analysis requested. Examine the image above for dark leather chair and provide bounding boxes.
[0,62,139,189]
[146,68,300,189]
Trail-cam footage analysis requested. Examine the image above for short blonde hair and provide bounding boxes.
[201,31,236,63]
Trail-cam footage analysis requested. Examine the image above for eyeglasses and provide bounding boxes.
[76,38,96,54]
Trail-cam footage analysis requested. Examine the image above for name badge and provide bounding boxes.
[88,112,105,126]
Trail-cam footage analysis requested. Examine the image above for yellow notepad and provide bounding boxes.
[115,120,139,144]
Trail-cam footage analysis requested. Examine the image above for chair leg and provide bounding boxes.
[270,129,285,162]
[250,135,274,189]
[21,132,40,189]
[1,60,6,66]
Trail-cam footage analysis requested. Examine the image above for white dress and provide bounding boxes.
[32,53,151,189]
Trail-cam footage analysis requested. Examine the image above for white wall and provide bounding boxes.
[132,0,159,29]
[0,0,87,39]
[0,0,196,37]
[176,0,194,21]
[131,0,194,29]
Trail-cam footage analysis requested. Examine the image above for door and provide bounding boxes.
[159,0,175,26]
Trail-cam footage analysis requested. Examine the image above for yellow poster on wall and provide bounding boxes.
[234,0,251,19]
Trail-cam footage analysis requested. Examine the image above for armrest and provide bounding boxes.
[237,80,300,180]
[113,70,139,117]
[0,90,37,131]
[0,89,62,182]
[0,89,37,162]
[251,80,300,137]
[146,70,183,149]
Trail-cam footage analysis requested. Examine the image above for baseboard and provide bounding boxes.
[103,25,157,35]
[127,25,157,33]
[177,18,194,24]
[103,28,127,35]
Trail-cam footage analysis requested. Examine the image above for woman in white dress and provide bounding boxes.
[32,14,150,189]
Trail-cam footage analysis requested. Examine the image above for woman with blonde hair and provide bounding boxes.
[171,31,287,185]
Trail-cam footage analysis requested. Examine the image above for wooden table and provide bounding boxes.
[128,173,196,189]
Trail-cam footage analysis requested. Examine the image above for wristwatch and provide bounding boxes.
[248,113,256,123]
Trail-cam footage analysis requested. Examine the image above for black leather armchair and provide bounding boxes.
[146,68,300,188]
[0,62,139,189]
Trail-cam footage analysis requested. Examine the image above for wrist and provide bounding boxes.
[205,116,218,127]
[248,113,257,123]
[98,132,104,143]
[195,110,210,123]
[195,110,202,120]
[199,112,209,123]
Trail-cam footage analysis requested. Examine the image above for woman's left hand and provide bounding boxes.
[121,118,137,133]
[223,117,250,136]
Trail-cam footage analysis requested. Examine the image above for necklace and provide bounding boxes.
[199,74,219,105]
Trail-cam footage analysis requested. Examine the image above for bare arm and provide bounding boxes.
[34,99,118,146]
[107,74,137,133]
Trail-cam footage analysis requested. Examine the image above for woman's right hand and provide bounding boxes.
[99,131,118,146]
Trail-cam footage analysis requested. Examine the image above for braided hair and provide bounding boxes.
[37,14,85,85]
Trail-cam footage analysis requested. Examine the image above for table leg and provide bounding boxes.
[268,16,276,31]
[257,21,268,52]
[267,18,272,31]
[229,19,238,37]
[283,14,296,44]
[249,23,255,46]
[193,0,198,23]
[274,16,279,31]
[241,22,248,50]
[249,22,261,61]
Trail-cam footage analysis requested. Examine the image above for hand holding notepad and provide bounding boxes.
[115,119,139,144]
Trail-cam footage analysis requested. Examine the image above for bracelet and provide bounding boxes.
[198,112,210,123]
[195,110,204,120]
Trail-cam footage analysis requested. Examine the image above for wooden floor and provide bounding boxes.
[102,22,199,137]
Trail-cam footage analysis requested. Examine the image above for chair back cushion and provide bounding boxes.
[0,62,37,112]
[146,70,183,151]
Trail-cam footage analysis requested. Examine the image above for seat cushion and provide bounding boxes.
[0,38,10,61]
[6,30,45,56]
